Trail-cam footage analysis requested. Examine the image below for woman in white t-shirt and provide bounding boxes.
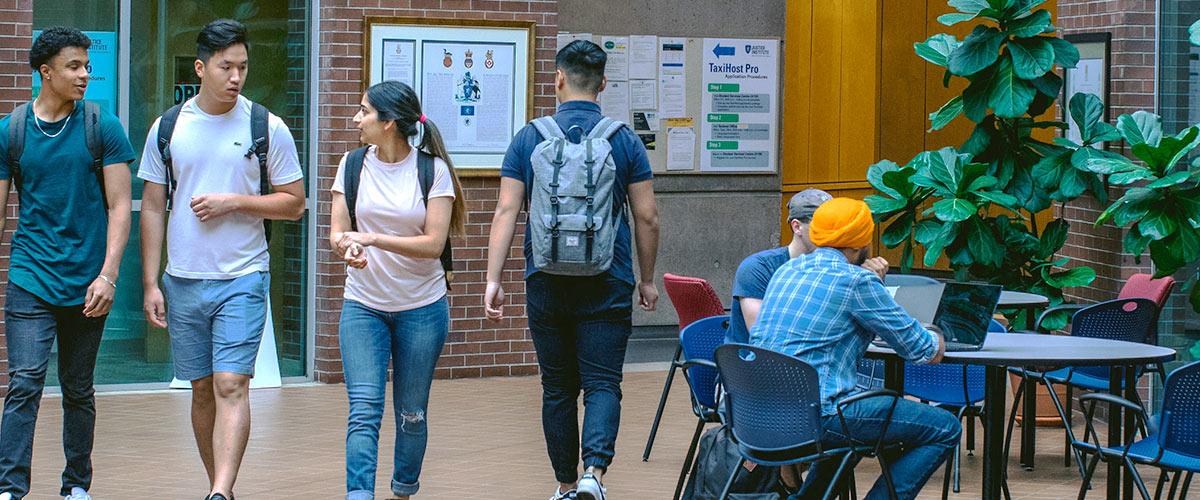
[329,81,465,500]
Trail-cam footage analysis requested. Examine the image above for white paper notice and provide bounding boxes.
[629,35,658,80]
[381,39,416,87]
[599,80,632,125]
[557,32,592,50]
[659,37,687,76]
[630,79,657,110]
[699,38,780,172]
[659,74,686,118]
[667,127,695,171]
[601,36,630,81]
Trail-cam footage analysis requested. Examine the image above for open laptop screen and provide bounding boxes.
[933,283,1002,346]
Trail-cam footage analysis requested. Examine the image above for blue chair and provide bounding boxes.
[713,344,901,500]
[903,319,1005,497]
[1071,361,1200,499]
[1004,298,1160,479]
[672,315,730,500]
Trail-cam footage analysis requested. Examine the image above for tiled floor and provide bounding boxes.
[7,371,1159,499]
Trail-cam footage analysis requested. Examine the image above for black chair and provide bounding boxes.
[714,344,901,500]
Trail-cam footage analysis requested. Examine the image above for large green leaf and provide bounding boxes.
[1068,93,1104,143]
[915,34,962,67]
[1045,37,1080,68]
[1038,218,1069,258]
[967,174,999,192]
[949,0,991,14]
[938,13,978,26]
[949,26,1005,76]
[1045,266,1096,288]
[1009,37,1055,79]
[1072,146,1135,174]
[1032,150,1068,189]
[1059,167,1088,198]
[962,73,992,122]
[1146,171,1192,189]
[1010,0,1049,19]
[865,195,909,216]
[1117,111,1163,147]
[975,190,1020,209]
[867,160,903,196]
[924,222,961,267]
[1007,9,1053,38]
[1132,127,1200,174]
[933,198,978,222]
[882,210,915,247]
[987,57,1037,118]
[968,217,1005,267]
[1030,72,1063,97]
[1097,187,1160,227]
[1139,207,1179,240]
[1190,19,1200,46]
[1149,238,1186,276]
[1122,228,1152,261]
[1109,168,1156,186]
[914,219,943,246]
[961,118,994,157]
[929,95,964,131]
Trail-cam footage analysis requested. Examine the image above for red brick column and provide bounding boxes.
[314,0,558,383]
[0,0,33,396]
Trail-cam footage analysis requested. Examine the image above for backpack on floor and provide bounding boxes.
[5,100,109,208]
[527,116,625,276]
[682,425,785,500]
[343,146,454,284]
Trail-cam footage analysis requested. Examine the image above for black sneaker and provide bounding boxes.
[207,494,233,500]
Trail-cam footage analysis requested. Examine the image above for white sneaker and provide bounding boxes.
[576,473,605,500]
[64,487,91,500]
[0,491,12,500]
[549,486,576,500]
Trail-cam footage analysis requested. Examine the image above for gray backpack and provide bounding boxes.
[528,116,625,276]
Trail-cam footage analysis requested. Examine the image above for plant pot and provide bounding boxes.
[1009,372,1068,427]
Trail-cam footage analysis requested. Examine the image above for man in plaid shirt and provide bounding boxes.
[750,198,959,500]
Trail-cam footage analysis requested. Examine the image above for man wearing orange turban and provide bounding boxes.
[748,197,955,500]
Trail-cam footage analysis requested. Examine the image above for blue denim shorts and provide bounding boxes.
[162,271,269,380]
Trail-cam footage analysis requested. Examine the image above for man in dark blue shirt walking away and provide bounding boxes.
[484,40,660,500]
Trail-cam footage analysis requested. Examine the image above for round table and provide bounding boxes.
[867,333,1176,500]
[996,290,1050,469]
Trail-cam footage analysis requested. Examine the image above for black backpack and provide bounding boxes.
[343,146,454,283]
[682,425,785,500]
[5,100,109,208]
[156,101,272,242]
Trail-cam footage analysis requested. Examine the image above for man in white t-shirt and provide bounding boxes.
[136,19,304,500]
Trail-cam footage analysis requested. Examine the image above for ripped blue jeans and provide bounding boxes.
[339,297,449,499]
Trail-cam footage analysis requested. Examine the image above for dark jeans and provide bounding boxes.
[796,397,962,500]
[526,272,634,484]
[0,283,106,497]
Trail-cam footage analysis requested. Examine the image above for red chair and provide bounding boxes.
[642,273,727,461]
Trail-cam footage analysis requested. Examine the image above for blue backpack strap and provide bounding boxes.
[343,146,369,232]
[156,103,183,210]
[417,151,454,284]
[248,103,272,242]
[83,101,108,209]
[5,102,28,191]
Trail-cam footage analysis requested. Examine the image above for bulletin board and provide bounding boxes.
[558,33,782,174]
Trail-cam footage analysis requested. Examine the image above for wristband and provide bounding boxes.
[98,275,117,289]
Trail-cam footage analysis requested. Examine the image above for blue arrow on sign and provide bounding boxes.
[712,44,735,58]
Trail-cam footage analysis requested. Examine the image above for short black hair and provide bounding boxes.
[555,40,606,94]
[29,27,91,71]
[197,19,248,62]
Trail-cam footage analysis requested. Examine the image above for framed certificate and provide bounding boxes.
[364,17,536,174]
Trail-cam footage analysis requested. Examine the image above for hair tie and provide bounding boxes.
[419,114,427,123]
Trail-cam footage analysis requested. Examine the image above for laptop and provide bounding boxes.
[888,282,1002,351]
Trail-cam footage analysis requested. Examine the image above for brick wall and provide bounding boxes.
[0,0,33,395]
[313,0,558,383]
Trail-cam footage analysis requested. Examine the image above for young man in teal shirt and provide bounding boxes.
[0,27,134,500]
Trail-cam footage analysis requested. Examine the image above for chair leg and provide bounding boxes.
[1076,452,1103,500]
[1042,378,1087,478]
[1065,384,1074,467]
[1003,379,1025,470]
[1125,457,1153,500]
[820,454,857,500]
[966,408,977,455]
[673,418,707,500]
[1167,471,1182,500]
[718,458,743,500]
[1155,469,1169,500]
[1181,472,1193,498]
[940,450,952,500]
[644,343,683,461]
[877,453,899,500]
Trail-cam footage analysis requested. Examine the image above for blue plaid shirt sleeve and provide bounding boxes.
[849,274,940,364]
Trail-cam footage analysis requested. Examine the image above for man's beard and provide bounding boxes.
[850,247,868,266]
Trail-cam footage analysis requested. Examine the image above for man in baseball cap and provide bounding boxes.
[727,189,887,344]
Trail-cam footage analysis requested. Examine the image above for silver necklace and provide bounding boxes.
[33,111,71,138]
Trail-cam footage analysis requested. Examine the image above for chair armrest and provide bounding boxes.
[836,389,901,456]
[1076,393,1156,463]
[1078,393,1146,417]
[1034,303,1086,332]
[681,359,717,370]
